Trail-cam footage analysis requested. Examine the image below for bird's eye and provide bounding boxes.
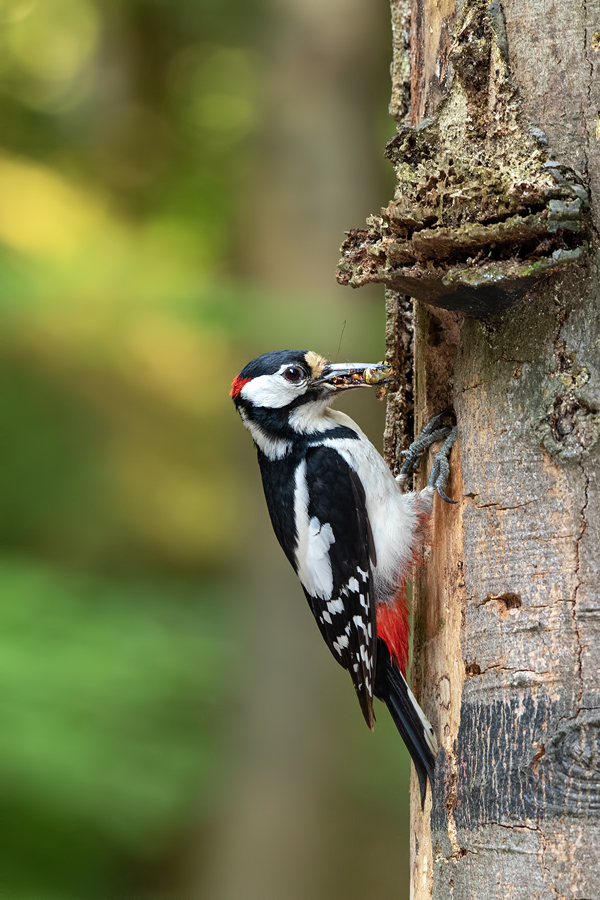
[283,365,304,383]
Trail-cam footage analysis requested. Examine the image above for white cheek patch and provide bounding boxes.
[240,370,305,408]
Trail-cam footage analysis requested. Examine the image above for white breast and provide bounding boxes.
[321,409,429,603]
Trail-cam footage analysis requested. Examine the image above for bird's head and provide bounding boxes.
[231,350,392,452]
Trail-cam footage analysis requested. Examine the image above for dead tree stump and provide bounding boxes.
[339,1,600,896]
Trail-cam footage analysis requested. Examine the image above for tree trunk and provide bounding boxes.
[344,0,600,897]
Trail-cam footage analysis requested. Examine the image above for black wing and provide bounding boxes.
[300,445,378,728]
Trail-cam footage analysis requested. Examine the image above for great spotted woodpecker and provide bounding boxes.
[231,349,457,805]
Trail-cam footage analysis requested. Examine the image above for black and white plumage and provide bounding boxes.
[231,349,457,805]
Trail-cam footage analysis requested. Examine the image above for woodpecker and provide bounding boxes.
[231,349,457,805]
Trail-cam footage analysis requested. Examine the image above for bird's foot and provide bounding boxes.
[397,410,457,502]
[427,426,458,503]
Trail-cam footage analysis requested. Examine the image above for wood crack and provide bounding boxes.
[572,458,590,715]
[464,493,539,510]
[485,820,541,833]
[465,661,553,678]
[459,381,485,393]
[444,758,468,860]
[476,591,521,610]
[581,0,592,179]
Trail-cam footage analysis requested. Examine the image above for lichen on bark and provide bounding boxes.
[389,0,411,124]
[383,289,414,474]
[337,0,590,317]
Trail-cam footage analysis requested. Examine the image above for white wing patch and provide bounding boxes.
[294,460,335,600]
[333,634,349,654]
[327,598,345,615]
[295,444,376,712]
[344,593,374,697]
[321,572,375,699]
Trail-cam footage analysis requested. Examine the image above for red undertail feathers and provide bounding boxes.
[376,590,410,675]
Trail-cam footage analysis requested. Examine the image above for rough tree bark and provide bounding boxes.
[340,0,600,897]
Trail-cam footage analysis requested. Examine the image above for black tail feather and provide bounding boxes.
[374,640,437,809]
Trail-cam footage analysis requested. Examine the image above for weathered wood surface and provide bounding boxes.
[339,0,590,315]
[382,1,600,898]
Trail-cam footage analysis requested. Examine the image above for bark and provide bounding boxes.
[345,0,600,897]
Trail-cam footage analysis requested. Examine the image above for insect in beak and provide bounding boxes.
[314,361,393,392]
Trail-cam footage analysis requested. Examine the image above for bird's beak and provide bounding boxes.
[314,361,393,392]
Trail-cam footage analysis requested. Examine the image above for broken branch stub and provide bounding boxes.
[336,0,590,318]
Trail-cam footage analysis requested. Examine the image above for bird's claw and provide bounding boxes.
[399,410,454,478]
[427,426,458,503]
[398,412,457,502]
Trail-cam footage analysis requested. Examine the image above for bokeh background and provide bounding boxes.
[0,0,413,897]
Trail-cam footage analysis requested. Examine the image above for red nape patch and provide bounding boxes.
[377,589,410,675]
[230,375,251,399]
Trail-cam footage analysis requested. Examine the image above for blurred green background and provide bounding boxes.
[0,0,413,897]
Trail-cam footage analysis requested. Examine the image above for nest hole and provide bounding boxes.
[465,660,482,676]
[498,592,522,610]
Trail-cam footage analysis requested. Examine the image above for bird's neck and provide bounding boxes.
[286,397,341,434]
[239,401,362,460]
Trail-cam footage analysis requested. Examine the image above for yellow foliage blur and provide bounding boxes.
[0,155,108,256]
[0,1,401,897]
[7,0,99,82]
[0,150,241,570]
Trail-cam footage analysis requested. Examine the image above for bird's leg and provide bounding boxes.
[396,411,457,503]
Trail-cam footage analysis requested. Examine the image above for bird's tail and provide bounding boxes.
[374,640,438,808]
